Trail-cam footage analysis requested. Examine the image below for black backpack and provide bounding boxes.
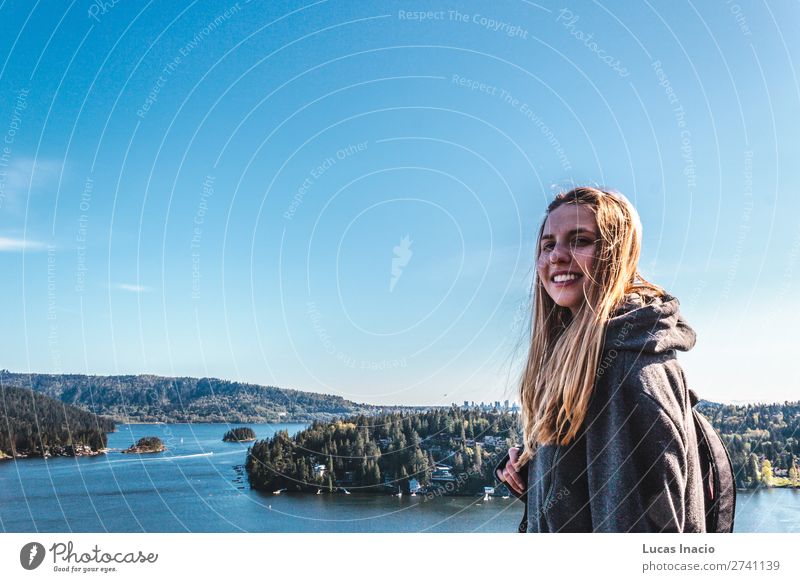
[499,390,736,533]
[689,388,736,533]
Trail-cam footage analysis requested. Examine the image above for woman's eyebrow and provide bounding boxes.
[541,228,597,239]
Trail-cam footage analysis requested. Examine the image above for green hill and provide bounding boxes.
[0,370,387,424]
[700,399,800,488]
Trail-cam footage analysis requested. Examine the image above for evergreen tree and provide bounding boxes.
[473,443,483,471]
[369,461,381,486]
[453,451,464,474]
[749,453,761,488]
[789,458,799,488]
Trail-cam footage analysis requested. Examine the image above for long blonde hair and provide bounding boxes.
[517,187,663,467]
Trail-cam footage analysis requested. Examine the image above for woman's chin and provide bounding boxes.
[551,295,582,314]
[545,284,589,313]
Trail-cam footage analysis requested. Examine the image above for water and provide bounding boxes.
[734,489,800,533]
[0,424,795,532]
[0,424,522,533]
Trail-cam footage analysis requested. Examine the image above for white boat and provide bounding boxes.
[273,488,286,495]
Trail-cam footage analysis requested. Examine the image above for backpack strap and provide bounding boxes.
[689,388,737,533]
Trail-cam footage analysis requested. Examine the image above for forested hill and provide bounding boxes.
[0,371,386,423]
[699,400,800,488]
[0,385,115,458]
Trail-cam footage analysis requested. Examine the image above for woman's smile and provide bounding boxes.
[550,271,583,286]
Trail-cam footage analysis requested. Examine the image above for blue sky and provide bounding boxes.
[0,0,798,406]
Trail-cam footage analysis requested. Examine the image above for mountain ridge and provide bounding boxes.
[0,370,412,424]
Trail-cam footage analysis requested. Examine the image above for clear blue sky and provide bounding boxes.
[1,0,798,406]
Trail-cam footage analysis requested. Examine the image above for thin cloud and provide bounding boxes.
[0,236,46,251]
[115,283,151,293]
[0,157,63,207]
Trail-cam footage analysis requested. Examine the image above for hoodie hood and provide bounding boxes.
[603,292,696,354]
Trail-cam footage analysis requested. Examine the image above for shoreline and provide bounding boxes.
[737,485,800,491]
[0,447,109,460]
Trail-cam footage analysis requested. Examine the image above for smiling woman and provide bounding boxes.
[495,186,714,533]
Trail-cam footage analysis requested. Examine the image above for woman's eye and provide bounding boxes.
[541,243,554,252]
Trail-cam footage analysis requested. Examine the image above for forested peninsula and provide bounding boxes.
[246,407,519,495]
[0,385,115,459]
[247,401,800,496]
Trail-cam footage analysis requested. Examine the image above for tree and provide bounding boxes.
[760,458,774,487]
[472,443,482,471]
[411,447,429,482]
[789,458,799,488]
[748,453,761,488]
[399,465,408,490]
[453,451,464,474]
[368,461,381,487]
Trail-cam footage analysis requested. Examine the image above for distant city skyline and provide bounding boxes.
[1,1,798,406]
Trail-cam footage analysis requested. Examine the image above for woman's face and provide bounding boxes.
[536,204,599,315]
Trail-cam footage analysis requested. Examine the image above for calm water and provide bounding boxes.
[0,424,795,533]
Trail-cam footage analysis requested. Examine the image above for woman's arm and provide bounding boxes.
[584,365,690,533]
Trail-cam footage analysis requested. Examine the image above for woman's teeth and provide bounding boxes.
[553,273,579,283]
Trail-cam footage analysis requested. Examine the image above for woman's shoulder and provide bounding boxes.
[594,349,691,435]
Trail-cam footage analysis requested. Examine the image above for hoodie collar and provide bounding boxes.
[602,292,696,354]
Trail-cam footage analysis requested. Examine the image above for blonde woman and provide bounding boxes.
[495,187,705,533]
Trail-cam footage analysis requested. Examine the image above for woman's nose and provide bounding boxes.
[549,242,570,263]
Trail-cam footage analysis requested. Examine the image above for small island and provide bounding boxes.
[122,436,166,454]
[223,427,257,443]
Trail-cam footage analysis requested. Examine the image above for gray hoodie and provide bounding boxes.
[497,292,705,533]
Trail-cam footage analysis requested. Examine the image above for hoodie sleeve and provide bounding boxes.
[584,362,689,532]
